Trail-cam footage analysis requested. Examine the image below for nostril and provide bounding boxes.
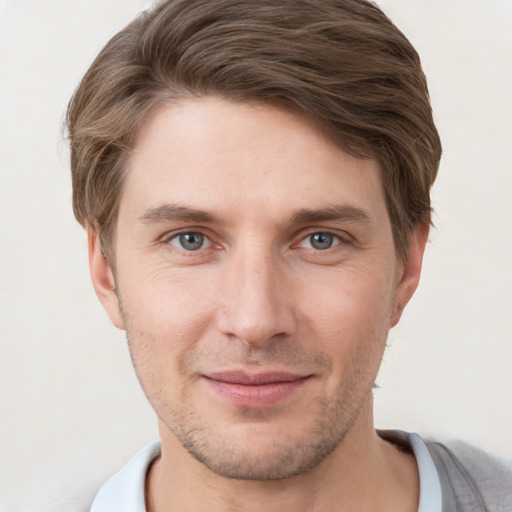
[216,298,296,348]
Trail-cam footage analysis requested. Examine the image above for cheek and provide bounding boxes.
[300,266,395,360]
[119,261,216,325]
[117,266,219,375]
[118,276,212,410]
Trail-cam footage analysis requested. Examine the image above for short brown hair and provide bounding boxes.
[67,0,441,262]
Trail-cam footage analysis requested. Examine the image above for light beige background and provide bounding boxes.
[1,1,511,510]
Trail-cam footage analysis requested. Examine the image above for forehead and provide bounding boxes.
[123,97,387,225]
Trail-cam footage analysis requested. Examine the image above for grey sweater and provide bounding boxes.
[426,441,512,511]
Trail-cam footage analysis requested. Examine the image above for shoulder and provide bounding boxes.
[425,439,512,511]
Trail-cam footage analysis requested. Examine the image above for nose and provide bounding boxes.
[216,245,297,348]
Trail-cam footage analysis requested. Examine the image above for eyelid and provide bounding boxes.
[158,227,352,253]
[294,228,353,246]
[160,227,209,241]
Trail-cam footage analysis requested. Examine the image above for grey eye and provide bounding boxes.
[172,232,206,251]
[305,232,336,250]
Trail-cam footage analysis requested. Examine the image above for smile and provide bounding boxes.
[202,372,311,407]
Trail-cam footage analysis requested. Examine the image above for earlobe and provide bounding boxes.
[87,229,125,330]
[389,223,430,328]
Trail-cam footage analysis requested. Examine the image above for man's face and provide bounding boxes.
[91,97,425,480]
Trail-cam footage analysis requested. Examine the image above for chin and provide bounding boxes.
[170,407,352,481]
[185,436,341,481]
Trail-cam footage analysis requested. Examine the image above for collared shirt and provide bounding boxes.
[90,431,442,512]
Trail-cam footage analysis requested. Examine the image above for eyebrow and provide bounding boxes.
[138,204,218,224]
[138,203,372,227]
[290,205,372,225]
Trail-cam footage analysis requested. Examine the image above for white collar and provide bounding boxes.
[90,441,160,512]
[400,431,443,512]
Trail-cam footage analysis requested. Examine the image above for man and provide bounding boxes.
[66,0,512,510]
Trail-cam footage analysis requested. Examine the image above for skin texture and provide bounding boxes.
[89,97,428,511]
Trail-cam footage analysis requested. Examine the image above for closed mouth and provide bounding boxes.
[201,371,311,407]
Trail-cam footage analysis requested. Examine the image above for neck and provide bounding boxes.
[146,404,419,512]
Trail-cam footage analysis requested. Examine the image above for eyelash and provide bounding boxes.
[163,229,349,254]
[166,231,213,251]
[297,232,344,251]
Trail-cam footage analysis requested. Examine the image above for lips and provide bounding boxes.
[202,371,310,407]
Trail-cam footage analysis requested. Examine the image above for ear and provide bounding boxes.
[390,223,430,328]
[87,229,125,330]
